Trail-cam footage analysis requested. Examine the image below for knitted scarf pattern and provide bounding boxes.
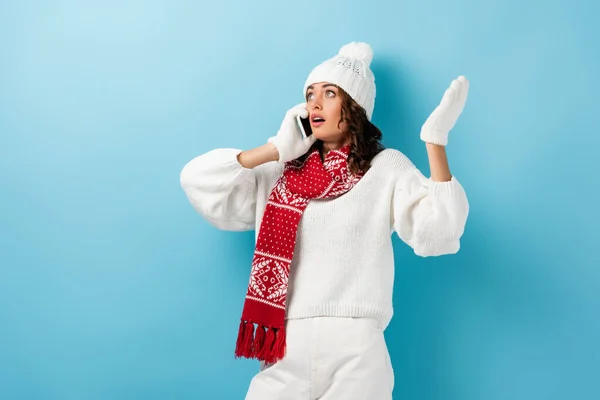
[234,144,362,363]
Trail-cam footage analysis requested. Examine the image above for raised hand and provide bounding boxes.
[420,76,469,146]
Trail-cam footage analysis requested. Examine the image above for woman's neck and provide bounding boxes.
[322,137,352,153]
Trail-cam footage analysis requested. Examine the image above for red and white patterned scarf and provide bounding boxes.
[234,143,363,363]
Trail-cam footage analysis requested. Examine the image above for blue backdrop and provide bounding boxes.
[1,1,598,399]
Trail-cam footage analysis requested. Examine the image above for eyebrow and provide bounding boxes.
[306,83,338,91]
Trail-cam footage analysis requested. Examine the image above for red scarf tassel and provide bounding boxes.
[234,320,287,363]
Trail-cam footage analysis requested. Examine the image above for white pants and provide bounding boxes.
[245,317,394,400]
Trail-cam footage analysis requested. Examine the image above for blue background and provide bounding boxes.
[1,0,599,399]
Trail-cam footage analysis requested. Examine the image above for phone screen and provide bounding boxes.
[297,115,313,138]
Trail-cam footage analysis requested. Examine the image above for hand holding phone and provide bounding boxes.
[267,103,317,164]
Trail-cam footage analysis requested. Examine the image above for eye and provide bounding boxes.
[306,92,314,100]
[326,90,336,97]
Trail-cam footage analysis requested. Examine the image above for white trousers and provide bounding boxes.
[244,316,394,400]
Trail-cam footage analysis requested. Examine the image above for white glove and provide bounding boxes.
[268,103,317,164]
[420,75,469,146]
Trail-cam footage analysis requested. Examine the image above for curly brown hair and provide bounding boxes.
[300,85,385,175]
[337,87,385,174]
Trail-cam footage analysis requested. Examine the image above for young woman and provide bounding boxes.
[180,42,470,399]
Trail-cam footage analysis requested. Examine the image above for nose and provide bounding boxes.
[309,99,322,111]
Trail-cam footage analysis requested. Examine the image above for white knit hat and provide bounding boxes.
[303,42,376,120]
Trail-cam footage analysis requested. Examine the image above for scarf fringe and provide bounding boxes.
[234,320,286,363]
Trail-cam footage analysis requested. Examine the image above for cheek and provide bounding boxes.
[327,100,343,130]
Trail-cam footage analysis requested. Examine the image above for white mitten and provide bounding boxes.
[268,103,317,163]
[420,75,469,146]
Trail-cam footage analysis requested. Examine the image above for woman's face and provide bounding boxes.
[305,82,349,145]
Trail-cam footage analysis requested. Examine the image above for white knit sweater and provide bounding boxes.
[180,147,469,329]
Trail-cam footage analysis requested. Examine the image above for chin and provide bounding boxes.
[312,130,344,142]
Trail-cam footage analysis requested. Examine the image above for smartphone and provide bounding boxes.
[296,115,313,138]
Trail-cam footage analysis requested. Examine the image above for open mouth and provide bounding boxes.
[311,115,326,127]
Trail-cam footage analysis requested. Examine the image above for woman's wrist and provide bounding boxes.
[236,143,280,169]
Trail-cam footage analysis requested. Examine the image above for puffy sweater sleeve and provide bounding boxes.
[389,150,470,257]
[180,148,260,231]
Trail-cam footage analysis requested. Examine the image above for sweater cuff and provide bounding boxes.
[428,176,462,197]
[413,238,460,257]
[218,148,256,185]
